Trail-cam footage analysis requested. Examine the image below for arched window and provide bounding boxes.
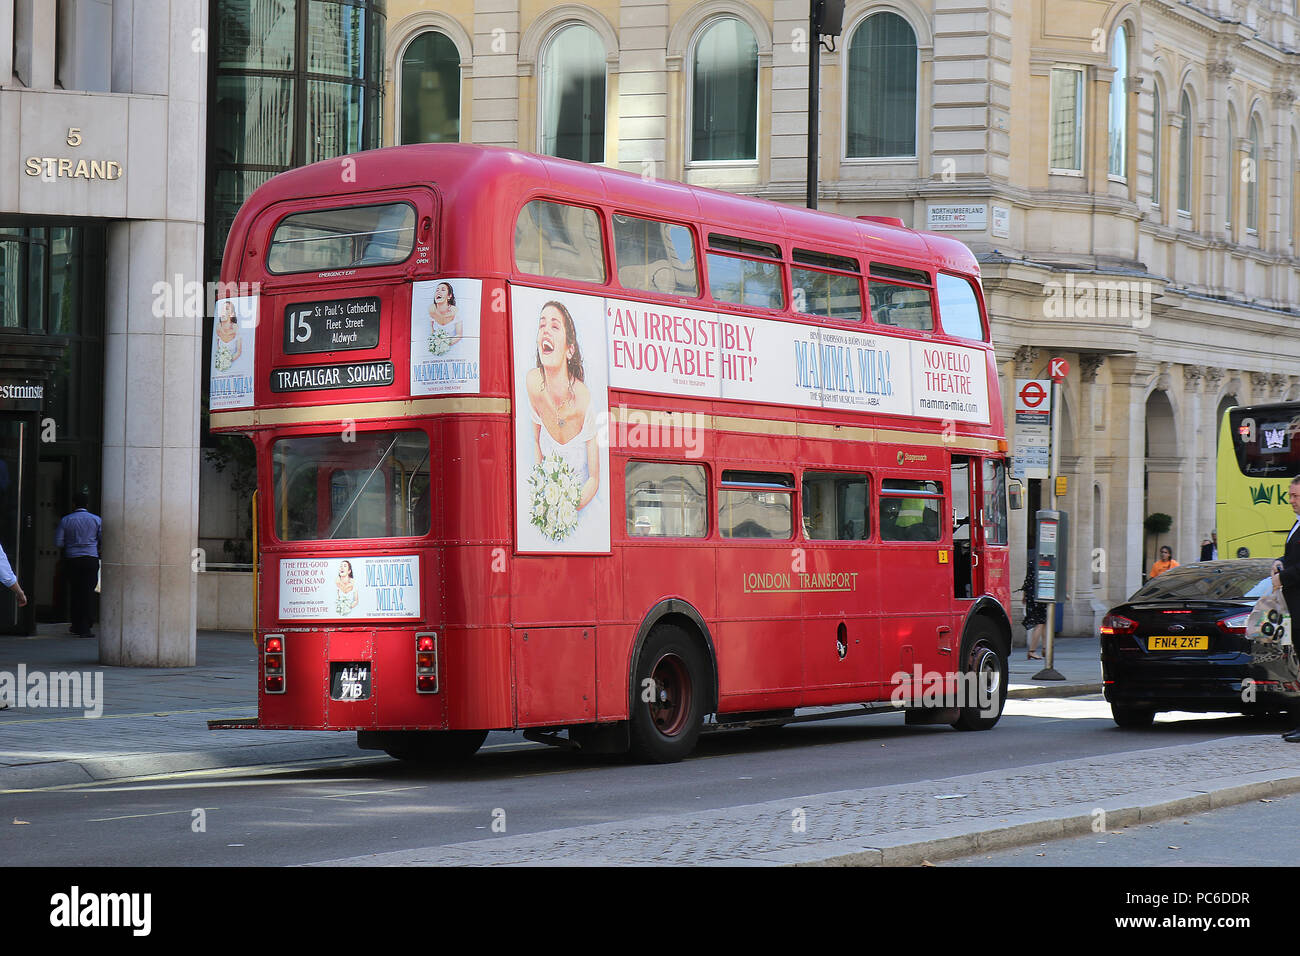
[1178,91,1193,214]
[691,18,758,162]
[1108,25,1128,177]
[1246,116,1261,233]
[846,12,917,158]
[399,31,461,144]
[539,23,606,163]
[1225,110,1235,232]
[1151,85,1162,202]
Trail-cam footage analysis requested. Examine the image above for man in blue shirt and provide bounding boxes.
[56,491,102,639]
[0,540,26,609]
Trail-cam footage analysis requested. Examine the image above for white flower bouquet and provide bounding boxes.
[428,327,453,356]
[528,453,582,541]
[335,591,354,616]
[215,341,235,372]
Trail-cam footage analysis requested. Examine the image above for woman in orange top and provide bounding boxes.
[1150,546,1179,578]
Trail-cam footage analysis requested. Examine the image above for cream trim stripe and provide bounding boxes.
[211,397,511,429]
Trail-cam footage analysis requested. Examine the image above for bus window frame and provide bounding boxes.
[704,250,789,314]
[610,211,704,302]
[512,195,613,289]
[247,187,440,290]
[878,476,947,544]
[264,424,435,546]
[934,271,990,343]
[622,458,712,542]
[717,468,796,541]
[790,259,866,324]
[800,468,874,543]
[866,262,937,333]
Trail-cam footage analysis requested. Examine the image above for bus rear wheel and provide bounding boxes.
[629,625,707,763]
[950,618,1008,732]
[378,730,488,763]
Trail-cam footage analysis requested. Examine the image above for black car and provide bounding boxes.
[1099,559,1300,727]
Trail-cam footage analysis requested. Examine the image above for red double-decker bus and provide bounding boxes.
[209,144,1014,763]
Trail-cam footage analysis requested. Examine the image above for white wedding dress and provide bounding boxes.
[531,399,600,545]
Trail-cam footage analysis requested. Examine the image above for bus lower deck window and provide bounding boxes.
[802,472,870,539]
[880,479,943,542]
[719,471,793,539]
[626,461,707,537]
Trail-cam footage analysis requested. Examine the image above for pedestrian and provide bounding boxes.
[56,490,102,639]
[1018,550,1047,660]
[1149,545,1178,578]
[0,539,26,608]
[1200,531,1218,561]
[1271,476,1300,742]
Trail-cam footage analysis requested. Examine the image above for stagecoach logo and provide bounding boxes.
[897,451,927,464]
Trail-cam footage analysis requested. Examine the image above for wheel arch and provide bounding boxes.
[960,596,1012,657]
[628,598,719,717]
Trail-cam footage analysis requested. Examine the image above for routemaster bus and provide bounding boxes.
[1217,402,1300,559]
[208,144,1015,763]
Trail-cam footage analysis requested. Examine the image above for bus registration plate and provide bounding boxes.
[1147,635,1209,651]
[330,663,372,700]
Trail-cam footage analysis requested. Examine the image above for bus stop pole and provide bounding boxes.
[1033,377,1067,681]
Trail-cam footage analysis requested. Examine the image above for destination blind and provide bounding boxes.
[284,296,382,353]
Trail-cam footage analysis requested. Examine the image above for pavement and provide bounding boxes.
[5,625,1293,866]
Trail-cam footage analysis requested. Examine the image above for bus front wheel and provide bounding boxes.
[950,618,1008,732]
[629,625,707,763]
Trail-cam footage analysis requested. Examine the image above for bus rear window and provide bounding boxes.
[272,430,431,541]
[267,202,416,274]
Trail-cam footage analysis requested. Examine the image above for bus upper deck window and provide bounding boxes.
[792,248,863,322]
[267,202,416,274]
[514,199,607,283]
[613,214,699,297]
[706,234,784,311]
[868,263,933,331]
[936,273,987,341]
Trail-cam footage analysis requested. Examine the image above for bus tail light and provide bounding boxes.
[1099,615,1138,636]
[416,632,438,694]
[264,634,286,694]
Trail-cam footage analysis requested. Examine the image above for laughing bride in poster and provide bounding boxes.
[514,290,609,552]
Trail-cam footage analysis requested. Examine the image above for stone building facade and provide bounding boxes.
[1,0,207,663]
[384,0,1300,634]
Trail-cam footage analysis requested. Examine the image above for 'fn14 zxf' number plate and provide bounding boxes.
[330,663,372,700]
[1148,635,1210,651]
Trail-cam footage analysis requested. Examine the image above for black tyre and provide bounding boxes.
[629,624,708,763]
[1110,704,1155,729]
[950,617,1008,731]
[381,729,488,763]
